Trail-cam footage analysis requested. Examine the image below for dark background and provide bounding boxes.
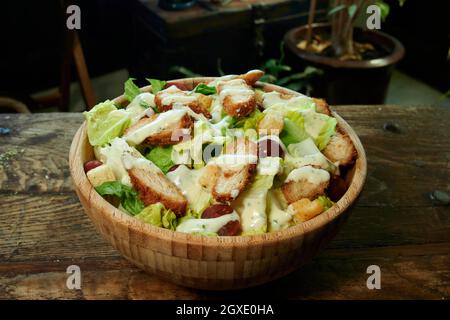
[0,0,448,99]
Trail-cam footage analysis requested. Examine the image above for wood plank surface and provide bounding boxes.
[0,106,449,299]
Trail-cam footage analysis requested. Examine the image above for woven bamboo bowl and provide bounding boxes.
[69,78,367,290]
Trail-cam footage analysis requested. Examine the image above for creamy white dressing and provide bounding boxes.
[262,91,315,116]
[126,93,156,125]
[207,154,258,171]
[159,85,197,106]
[166,165,211,213]
[285,165,330,184]
[267,190,293,232]
[124,109,188,145]
[95,137,143,186]
[176,211,240,234]
[219,79,253,104]
[257,157,282,176]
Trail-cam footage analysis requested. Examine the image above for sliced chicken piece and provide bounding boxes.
[281,165,330,204]
[312,98,331,116]
[124,112,193,146]
[322,129,356,166]
[217,79,256,118]
[155,85,211,118]
[200,137,257,203]
[128,166,187,216]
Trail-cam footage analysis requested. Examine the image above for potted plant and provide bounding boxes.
[284,0,405,104]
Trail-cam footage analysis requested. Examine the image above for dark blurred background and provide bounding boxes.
[0,0,448,111]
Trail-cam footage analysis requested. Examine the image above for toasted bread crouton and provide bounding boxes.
[322,129,356,166]
[86,164,116,187]
[155,85,211,118]
[128,166,187,215]
[218,79,256,118]
[281,166,330,204]
[257,112,284,135]
[312,98,331,115]
[289,198,324,223]
[237,69,265,86]
[124,113,193,146]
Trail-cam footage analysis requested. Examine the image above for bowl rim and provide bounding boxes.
[69,78,367,248]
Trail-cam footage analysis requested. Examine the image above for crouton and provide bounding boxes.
[218,79,256,118]
[312,98,331,115]
[128,166,187,216]
[281,166,330,204]
[86,164,116,187]
[124,113,193,146]
[237,69,265,86]
[289,198,324,223]
[155,85,211,118]
[322,129,356,166]
[257,112,284,135]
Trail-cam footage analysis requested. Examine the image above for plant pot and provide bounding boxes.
[284,23,405,105]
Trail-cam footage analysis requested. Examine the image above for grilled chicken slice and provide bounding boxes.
[322,129,356,166]
[155,85,211,118]
[281,165,330,204]
[200,138,257,203]
[124,112,193,146]
[128,166,187,216]
[217,79,256,118]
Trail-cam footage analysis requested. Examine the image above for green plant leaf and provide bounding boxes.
[146,79,167,94]
[376,1,390,21]
[95,181,144,215]
[194,84,217,95]
[347,4,357,19]
[328,4,347,16]
[124,78,141,102]
[146,146,174,174]
[398,0,406,6]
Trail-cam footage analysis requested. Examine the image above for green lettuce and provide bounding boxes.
[317,195,334,211]
[124,78,141,102]
[135,202,178,230]
[83,100,130,146]
[315,116,337,150]
[146,79,167,94]
[194,84,217,95]
[146,146,174,174]
[233,109,265,130]
[95,181,144,215]
[302,111,337,150]
[279,111,309,146]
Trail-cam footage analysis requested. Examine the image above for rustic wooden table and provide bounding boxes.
[0,105,449,299]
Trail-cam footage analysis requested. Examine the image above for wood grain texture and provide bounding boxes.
[1,104,449,299]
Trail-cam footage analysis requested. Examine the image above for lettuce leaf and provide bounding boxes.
[124,78,141,102]
[146,78,167,94]
[232,109,265,130]
[83,100,130,146]
[194,84,217,95]
[135,202,178,230]
[95,181,144,215]
[135,203,164,226]
[146,146,174,174]
[162,210,177,230]
[316,195,334,211]
[279,111,309,146]
[315,116,337,150]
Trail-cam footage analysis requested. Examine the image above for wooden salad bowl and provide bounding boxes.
[69,78,367,290]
